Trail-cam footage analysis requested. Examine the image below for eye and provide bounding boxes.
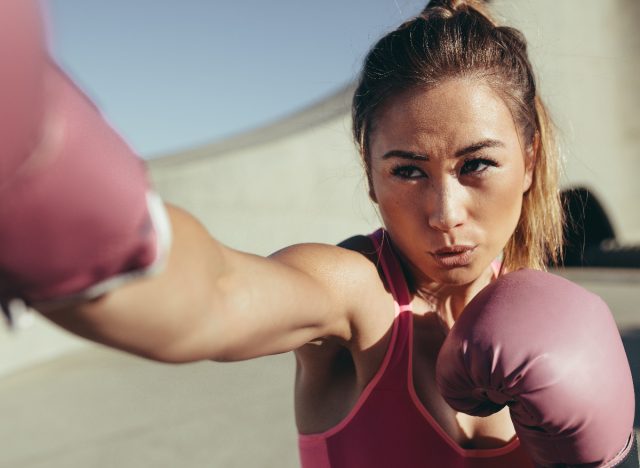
[460,157,498,176]
[391,165,426,179]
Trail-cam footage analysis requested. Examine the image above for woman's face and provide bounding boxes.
[368,78,533,286]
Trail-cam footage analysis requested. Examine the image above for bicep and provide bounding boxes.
[198,245,354,361]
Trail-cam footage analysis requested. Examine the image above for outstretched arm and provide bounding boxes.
[0,0,362,364]
[40,205,356,363]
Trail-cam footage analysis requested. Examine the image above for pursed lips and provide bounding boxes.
[432,245,476,256]
[430,245,477,267]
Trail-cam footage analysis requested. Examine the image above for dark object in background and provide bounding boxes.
[621,329,640,430]
[560,187,640,268]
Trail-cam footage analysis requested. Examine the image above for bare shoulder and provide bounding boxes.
[269,235,383,296]
[271,235,394,352]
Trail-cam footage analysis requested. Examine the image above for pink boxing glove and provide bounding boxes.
[0,0,171,311]
[0,0,46,181]
[435,269,636,467]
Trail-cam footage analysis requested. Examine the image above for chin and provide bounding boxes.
[427,263,487,287]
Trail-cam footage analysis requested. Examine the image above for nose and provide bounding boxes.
[427,178,467,232]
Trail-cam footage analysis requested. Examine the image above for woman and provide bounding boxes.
[1,0,636,466]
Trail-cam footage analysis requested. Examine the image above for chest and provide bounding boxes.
[411,315,516,449]
[296,312,516,450]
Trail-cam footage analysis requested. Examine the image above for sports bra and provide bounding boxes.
[298,229,534,467]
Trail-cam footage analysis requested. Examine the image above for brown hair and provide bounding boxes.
[352,0,563,271]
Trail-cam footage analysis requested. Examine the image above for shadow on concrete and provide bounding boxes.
[621,328,640,428]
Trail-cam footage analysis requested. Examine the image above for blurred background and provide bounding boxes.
[1,1,639,467]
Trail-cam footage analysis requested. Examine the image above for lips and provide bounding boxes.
[430,245,476,268]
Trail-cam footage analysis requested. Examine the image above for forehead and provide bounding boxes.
[369,78,521,155]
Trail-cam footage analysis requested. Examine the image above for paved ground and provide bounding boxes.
[0,349,299,468]
[1,268,638,468]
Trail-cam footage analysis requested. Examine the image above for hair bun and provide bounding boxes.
[423,0,486,10]
[422,0,497,24]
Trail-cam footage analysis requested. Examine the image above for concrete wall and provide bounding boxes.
[494,0,640,242]
[148,85,378,256]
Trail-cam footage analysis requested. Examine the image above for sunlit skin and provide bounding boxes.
[368,78,534,325]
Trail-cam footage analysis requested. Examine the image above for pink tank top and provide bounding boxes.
[298,229,534,468]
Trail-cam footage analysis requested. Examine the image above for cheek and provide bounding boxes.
[370,179,427,236]
[376,186,421,226]
[476,170,526,243]
[369,167,400,208]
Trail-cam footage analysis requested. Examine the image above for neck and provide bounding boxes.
[404,263,495,331]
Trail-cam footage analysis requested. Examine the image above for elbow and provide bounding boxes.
[136,347,201,364]
[133,338,217,364]
[135,323,232,364]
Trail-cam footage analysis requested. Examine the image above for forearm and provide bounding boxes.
[40,204,231,362]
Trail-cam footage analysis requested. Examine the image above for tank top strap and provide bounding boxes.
[369,229,412,310]
[368,229,413,390]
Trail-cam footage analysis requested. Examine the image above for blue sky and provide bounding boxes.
[43,1,425,158]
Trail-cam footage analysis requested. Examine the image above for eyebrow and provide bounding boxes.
[381,150,428,161]
[381,139,505,161]
[454,139,505,157]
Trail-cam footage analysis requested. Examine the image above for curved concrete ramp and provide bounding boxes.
[0,349,299,468]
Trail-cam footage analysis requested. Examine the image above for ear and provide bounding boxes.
[523,132,538,193]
